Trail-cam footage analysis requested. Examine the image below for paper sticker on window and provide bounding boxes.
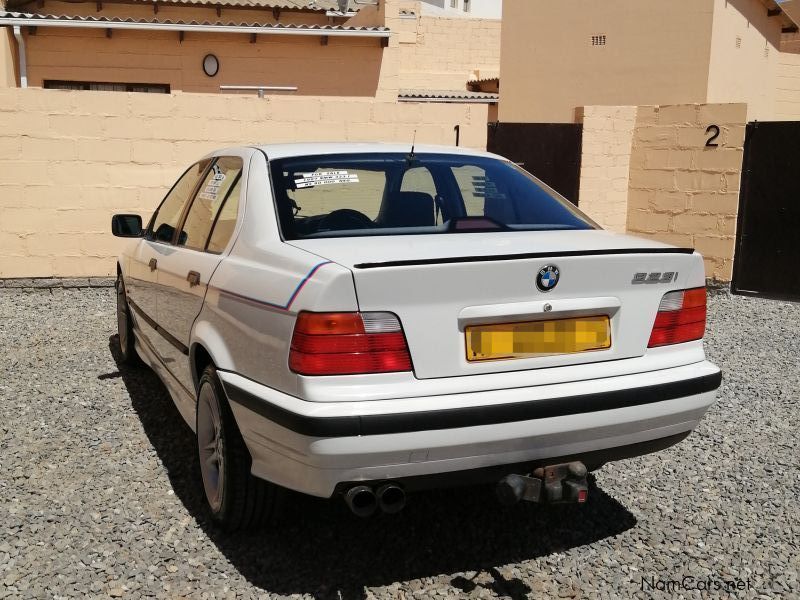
[294,170,360,189]
[198,166,226,201]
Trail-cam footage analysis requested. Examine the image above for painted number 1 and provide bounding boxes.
[705,125,720,147]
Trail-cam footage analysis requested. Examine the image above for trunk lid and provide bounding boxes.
[288,231,703,379]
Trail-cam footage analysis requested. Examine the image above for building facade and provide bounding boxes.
[500,0,800,123]
[0,0,501,278]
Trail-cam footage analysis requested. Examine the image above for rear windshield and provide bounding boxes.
[268,153,596,239]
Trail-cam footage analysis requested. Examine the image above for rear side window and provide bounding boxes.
[269,153,595,239]
[149,161,210,243]
[207,177,242,253]
[178,157,243,251]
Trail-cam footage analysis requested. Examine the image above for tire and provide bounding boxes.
[196,364,280,530]
[116,275,141,366]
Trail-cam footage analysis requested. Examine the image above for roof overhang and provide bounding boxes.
[770,0,800,31]
[0,11,390,38]
[398,89,498,104]
[6,0,347,12]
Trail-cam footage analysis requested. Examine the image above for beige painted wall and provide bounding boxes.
[577,105,637,233]
[0,26,16,87]
[0,87,487,277]
[21,27,385,96]
[396,6,500,91]
[500,0,715,123]
[707,0,783,120]
[774,38,800,119]
[626,103,747,281]
[2,0,404,98]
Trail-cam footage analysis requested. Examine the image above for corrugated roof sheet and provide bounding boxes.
[399,89,499,101]
[469,77,499,85]
[6,0,346,10]
[0,10,388,32]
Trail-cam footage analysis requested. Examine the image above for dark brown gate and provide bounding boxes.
[732,121,800,302]
[487,122,583,205]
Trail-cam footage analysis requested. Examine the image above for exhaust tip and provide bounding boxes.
[377,483,406,514]
[344,485,377,517]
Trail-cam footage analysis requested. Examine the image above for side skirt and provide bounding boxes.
[134,330,197,432]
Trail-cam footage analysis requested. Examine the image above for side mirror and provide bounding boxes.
[112,214,143,238]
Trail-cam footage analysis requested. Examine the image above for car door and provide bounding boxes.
[154,156,244,393]
[127,160,210,352]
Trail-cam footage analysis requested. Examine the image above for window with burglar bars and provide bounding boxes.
[44,80,170,93]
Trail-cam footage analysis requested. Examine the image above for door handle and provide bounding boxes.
[148,258,157,272]
[187,270,201,287]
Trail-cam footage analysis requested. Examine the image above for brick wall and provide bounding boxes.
[0,87,487,278]
[577,105,637,233]
[627,103,747,280]
[396,8,501,91]
[773,45,800,120]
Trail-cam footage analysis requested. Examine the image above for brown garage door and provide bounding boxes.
[732,121,800,302]
[487,123,583,206]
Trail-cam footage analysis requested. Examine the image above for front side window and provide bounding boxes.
[178,157,243,251]
[269,153,596,240]
[148,160,210,244]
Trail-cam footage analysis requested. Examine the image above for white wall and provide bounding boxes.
[419,0,501,19]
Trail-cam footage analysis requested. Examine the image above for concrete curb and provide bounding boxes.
[706,278,731,295]
[0,277,116,289]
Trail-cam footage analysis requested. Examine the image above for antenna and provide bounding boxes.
[407,129,417,163]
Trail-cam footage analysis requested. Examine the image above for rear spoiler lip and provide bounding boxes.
[353,247,696,269]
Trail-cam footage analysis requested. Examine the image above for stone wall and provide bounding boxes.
[627,103,747,280]
[0,87,488,278]
[577,105,637,233]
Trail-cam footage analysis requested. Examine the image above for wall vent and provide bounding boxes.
[591,34,607,46]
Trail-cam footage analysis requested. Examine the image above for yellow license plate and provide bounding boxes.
[465,316,611,362]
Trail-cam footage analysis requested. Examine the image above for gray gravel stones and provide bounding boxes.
[0,288,798,598]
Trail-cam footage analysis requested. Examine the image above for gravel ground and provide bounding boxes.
[0,287,798,599]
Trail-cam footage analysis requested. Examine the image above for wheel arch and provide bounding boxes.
[190,319,236,392]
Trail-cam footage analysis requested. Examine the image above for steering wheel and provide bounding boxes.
[318,209,375,231]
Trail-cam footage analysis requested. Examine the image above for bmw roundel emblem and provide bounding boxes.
[536,265,560,292]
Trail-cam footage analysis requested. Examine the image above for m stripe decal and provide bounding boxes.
[213,261,333,312]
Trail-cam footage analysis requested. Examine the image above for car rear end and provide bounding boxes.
[220,146,721,510]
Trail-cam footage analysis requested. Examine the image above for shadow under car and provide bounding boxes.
[105,334,637,599]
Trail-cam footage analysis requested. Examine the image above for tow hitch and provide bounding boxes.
[496,462,589,506]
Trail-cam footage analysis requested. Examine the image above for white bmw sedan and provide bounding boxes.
[112,143,721,529]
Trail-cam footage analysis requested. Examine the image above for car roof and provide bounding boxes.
[208,142,507,161]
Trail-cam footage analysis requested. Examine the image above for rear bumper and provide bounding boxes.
[220,361,721,497]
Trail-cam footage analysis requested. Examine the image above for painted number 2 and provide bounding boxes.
[705,124,720,147]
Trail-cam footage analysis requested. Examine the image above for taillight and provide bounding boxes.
[289,312,413,376]
[648,287,707,348]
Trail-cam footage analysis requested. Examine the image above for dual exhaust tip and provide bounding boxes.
[344,483,406,517]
